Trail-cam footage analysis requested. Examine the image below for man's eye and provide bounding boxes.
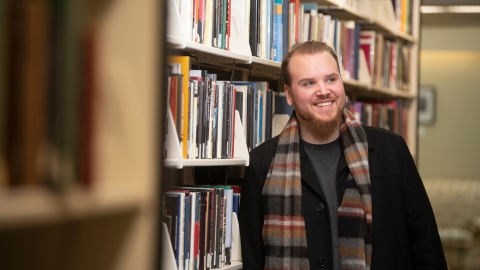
[326,77,336,83]
[303,81,313,86]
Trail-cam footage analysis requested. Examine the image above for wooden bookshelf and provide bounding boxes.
[0,0,163,269]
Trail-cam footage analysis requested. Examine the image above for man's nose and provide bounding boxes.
[315,83,329,95]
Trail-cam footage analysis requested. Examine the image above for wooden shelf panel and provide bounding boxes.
[0,186,141,230]
[361,22,416,43]
[168,40,251,64]
[343,78,415,99]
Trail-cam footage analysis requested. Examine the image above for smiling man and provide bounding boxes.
[239,41,447,270]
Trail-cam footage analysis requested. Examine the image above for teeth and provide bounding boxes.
[315,101,333,107]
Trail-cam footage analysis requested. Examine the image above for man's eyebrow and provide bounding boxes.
[297,73,339,83]
[326,72,340,77]
[296,78,317,85]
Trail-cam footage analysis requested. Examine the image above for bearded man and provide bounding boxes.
[239,41,447,270]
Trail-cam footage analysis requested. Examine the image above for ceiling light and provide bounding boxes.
[421,5,480,13]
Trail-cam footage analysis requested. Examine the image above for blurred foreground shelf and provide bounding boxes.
[0,185,144,230]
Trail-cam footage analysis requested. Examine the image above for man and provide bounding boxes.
[239,41,447,270]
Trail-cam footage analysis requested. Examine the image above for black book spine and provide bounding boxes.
[221,85,229,159]
[249,0,259,56]
[265,89,272,140]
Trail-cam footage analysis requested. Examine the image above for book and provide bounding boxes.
[196,0,206,43]
[163,192,185,270]
[178,0,193,41]
[288,2,295,48]
[204,0,214,46]
[360,31,376,77]
[272,92,293,137]
[234,85,248,139]
[189,70,203,158]
[281,0,288,58]
[0,0,7,184]
[289,0,300,44]
[216,82,225,159]
[80,26,98,187]
[249,0,260,56]
[220,0,228,49]
[168,56,191,159]
[168,73,183,142]
[180,187,212,270]
[265,89,273,141]
[302,2,318,41]
[272,0,283,62]
[232,81,261,149]
[374,33,385,87]
[222,82,233,158]
[223,188,234,265]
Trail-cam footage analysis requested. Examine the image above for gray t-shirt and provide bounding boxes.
[302,138,341,270]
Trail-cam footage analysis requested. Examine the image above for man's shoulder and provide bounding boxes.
[362,125,410,161]
[249,136,279,159]
[245,136,280,181]
[363,125,405,144]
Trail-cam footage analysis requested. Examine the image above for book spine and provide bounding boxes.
[249,0,259,56]
[273,0,283,62]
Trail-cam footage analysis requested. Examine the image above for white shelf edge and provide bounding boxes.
[343,78,371,89]
[343,78,415,99]
[251,56,281,68]
[184,41,252,64]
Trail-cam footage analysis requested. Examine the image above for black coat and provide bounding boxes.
[239,125,447,270]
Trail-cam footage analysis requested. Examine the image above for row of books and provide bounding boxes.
[162,185,241,270]
[167,56,278,159]
[348,99,409,140]
[292,3,411,90]
[0,0,95,186]
[170,0,414,62]
[360,31,411,90]
[166,58,410,159]
[173,0,233,49]
[392,0,414,34]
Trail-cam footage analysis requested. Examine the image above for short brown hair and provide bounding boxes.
[281,41,340,87]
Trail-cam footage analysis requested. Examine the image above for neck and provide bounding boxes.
[298,122,340,144]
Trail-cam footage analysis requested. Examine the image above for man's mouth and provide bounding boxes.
[314,101,333,107]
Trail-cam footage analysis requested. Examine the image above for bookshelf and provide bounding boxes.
[163,0,420,269]
[0,0,163,269]
[165,0,420,157]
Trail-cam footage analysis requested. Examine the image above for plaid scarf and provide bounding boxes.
[262,109,372,270]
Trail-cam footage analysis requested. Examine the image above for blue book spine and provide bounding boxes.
[232,194,240,218]
[282,0,288,57]
[273,0,283,62]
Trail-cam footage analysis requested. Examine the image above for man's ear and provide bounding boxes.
[284,84,293,106]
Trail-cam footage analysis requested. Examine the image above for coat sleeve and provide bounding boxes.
[239,161,266,270]
[399,138,448,269]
